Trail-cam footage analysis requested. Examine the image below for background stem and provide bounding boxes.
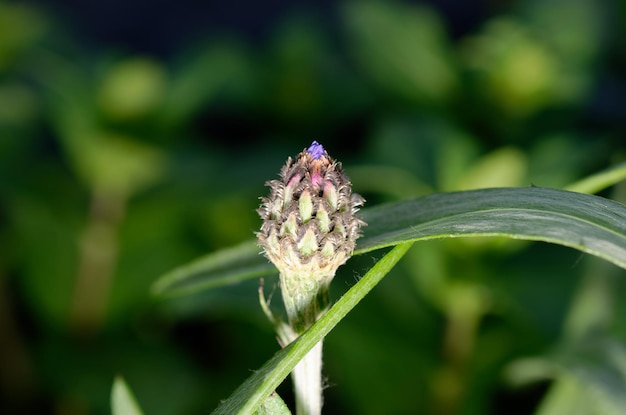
[70,189,125,335]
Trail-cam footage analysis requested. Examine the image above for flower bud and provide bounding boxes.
[257,141,365,329]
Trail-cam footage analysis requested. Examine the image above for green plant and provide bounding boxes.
[146,149,626,414]
[3,0,625,413]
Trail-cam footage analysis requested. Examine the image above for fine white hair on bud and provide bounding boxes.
[257,141,365,280]
[257,141,366,330]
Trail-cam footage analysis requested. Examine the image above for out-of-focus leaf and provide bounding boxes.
[563,262,615,340]
[153,187,626,297]
[565,162,626,194]
[0,3,47,72]
[39,57,166,196]
[537,336,626,415]
[366,115,479,191]
[152,240,275,297]
[528,134,604,189]
[524,0,601,103]
[455,147,527,190]
[9,197,78,327]
[64,132,165,196]
[211,243,413,415]
[0,82,39,124]
[462,0,602,118]
[526,0,601,65]
[462,19,558,116]
[347,165,432,199]
[159,43,254,129]
[344,1,457,104]
[112,376,145,415]
[98,58,166,120]
[534,375,596,415]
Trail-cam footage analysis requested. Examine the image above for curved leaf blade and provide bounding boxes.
[357,187,626,267]
[151,240,275,297]
[153,187,626,297]
[211,242,413,415]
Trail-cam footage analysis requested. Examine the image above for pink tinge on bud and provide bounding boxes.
[287,174,301,189]
[310,171,324,188]
[323,181,338,210]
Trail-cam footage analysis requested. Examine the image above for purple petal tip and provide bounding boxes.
[307,141,326,160]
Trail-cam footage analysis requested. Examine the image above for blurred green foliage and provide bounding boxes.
[1,0,625,414]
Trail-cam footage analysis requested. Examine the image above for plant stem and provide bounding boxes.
[70,189,125,335]
[293,340,323,415]
[279,274,329,415]
[259,278,325,415]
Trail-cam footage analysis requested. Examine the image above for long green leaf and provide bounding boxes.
[211,242,413,415]
[564,161,626,194]
[357,187,626,263]
[111,376,145,415]
[152,240,275,297]
[153,187,626,297]
[536,335,626,415]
